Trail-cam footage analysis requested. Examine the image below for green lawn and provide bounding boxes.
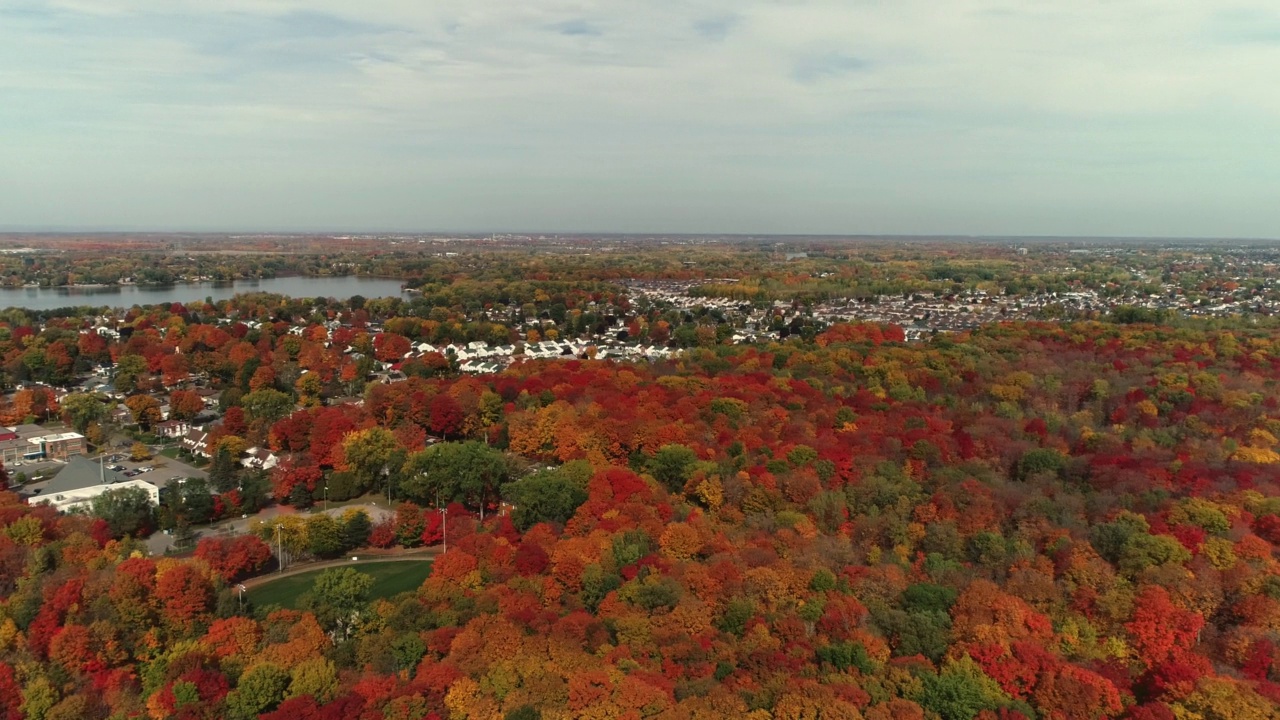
[250,560,434,609]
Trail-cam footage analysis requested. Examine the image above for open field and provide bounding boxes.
[250,560,434,609]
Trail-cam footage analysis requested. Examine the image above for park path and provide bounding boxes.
[241,546,440,589]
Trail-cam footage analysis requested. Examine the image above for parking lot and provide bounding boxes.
[104,449,207,490]
[16,448,208,498]
[7,457,68,484]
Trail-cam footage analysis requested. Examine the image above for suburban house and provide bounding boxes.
[180,428,210,458]
[28,455,160,511]
[240,447,279,470]
[155,419,191,439]
[0,425,87,464]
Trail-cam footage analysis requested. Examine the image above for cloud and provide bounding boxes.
[0,0,1278,236]
[693,15,738,41]
[551,19,602,37]
[1206,9,1280,45]
[792,52,870,83]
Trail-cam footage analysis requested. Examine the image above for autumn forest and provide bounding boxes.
[0,237,1279,719]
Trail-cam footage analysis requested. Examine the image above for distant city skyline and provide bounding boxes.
[3,1,1279,238]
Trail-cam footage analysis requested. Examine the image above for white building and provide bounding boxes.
[30,456,160,511]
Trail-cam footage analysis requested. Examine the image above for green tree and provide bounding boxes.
[919,656,1010,720]
[225,663,289,720]
[169,477,216,525]
[287,658,339,703]
[60,393,107,434]
[340,510,372,550]
[1016,448,1065,480]
[400,441,512,513]
[301,568,373,640]
[113,354,148,394]
[649,444,698,493]
[340,427,401,497]
[390,633,426,674]
[89,485,155,538]
[238,470,270,513]
[240,389,294,424]
[208,446,239,494]
[503,469,588,532]
[305,514,344,558]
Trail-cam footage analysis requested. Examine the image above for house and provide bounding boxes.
[180,428,210,458]
[240,447,279,470]
[155,419,191,439]
[28,456,159,511]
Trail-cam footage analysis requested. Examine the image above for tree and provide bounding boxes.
[305,514,344,558]
[195,535,272,582]
[114,354,148,394]
[287,658,339,703]
[429,393,464,439]
[225,663,289,720]
[89,485,155,538]
[340,510,372,550]
[649,444,698,493]
[170,477,217,525]
[241,389,294,424]
[130,441,152,462]
[340,427,401,497]
[125,394,163,429]
[156,564,215,632]
[400,440,511,513]
[208,446,240,494]
[60,393,106,434]
[919,656,1011,720]
[393,502,427,547]
[169,389,205,420]
[301,568,373,640]
[504,469,588,532]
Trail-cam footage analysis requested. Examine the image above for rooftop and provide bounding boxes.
[42,456,131,495]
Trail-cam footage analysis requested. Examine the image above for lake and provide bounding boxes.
[0,276,408,311]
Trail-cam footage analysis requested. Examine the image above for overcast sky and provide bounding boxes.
[2,0,1278,237]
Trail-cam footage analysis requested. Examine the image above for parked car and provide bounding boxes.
[108,464,125,471]
[123,470,141,477]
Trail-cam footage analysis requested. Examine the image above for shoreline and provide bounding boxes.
[2,274,411,290]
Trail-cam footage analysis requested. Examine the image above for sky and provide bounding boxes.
[1,0,1278,237]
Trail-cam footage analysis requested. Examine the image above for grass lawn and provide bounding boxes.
[159,447,181,459]
[250,560,434,609]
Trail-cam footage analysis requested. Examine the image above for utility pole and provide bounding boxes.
[237,583,245,613]
[275,524,284,573]
[437,491,447,555]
